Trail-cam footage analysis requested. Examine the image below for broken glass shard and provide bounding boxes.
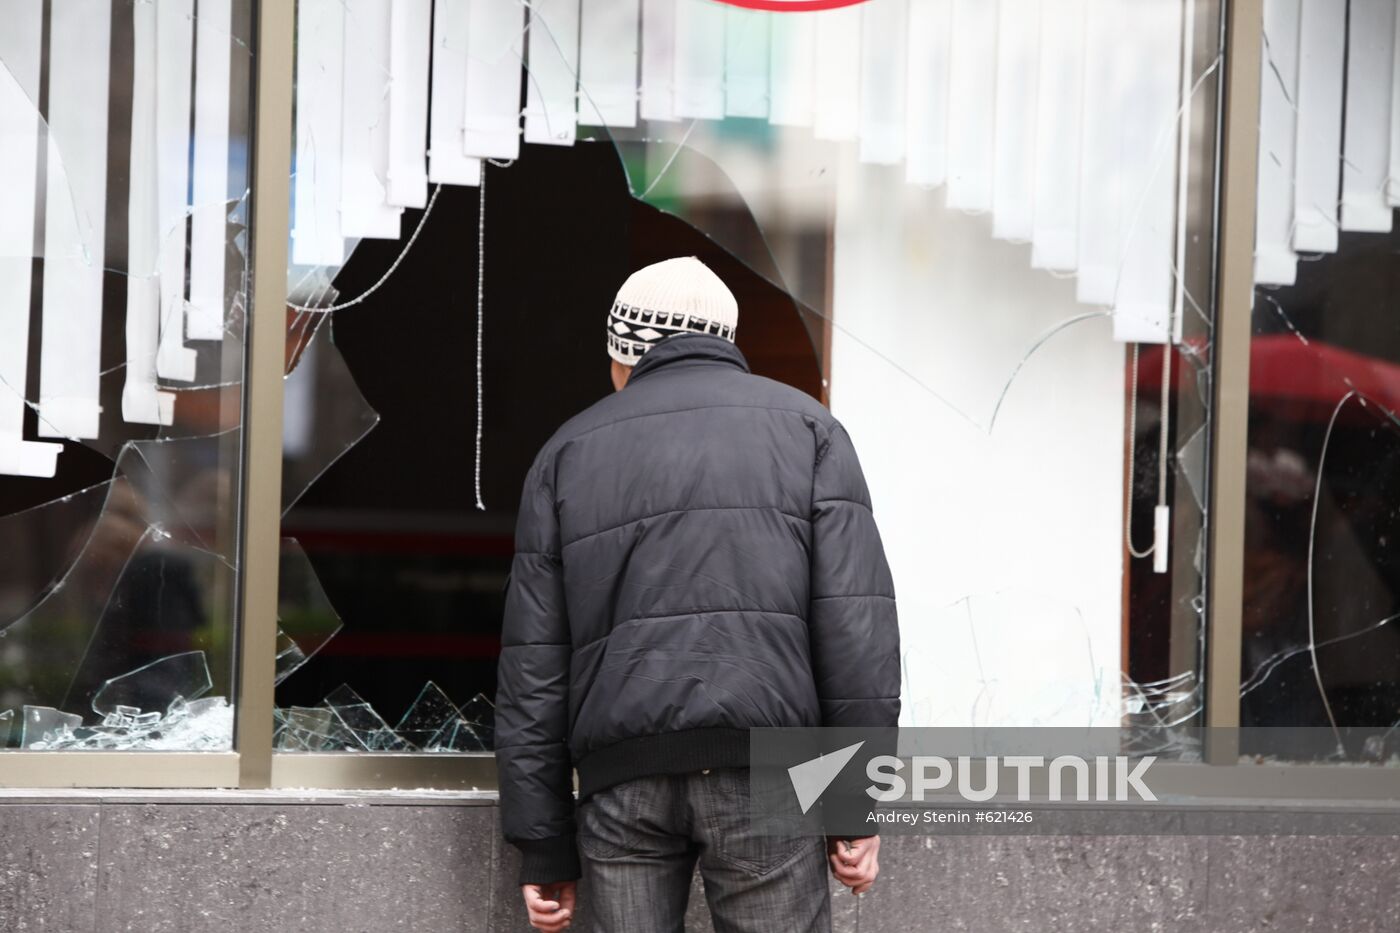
[423,693,495,753]
[274,629,307,685]
[275,705,349,751]
[91,650,212,716]
[275,538,344,686]
[22,694,232,751]
[280,323,380,514]
[457,692,496,748]
[0,708,14,747]
[1175,424,1208,513]
[320,684,413,751]
[393,681,462,749]
[20,706,82,748]
[424,716,486,753]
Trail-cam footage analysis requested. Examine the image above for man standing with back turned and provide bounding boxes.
[496,257,901,932]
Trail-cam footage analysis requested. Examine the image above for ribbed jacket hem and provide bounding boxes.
[514,835,582,885]
[575,727,751,800]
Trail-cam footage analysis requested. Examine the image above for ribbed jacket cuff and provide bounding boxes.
[515,836,581,885]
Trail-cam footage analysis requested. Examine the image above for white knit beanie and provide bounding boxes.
[606,257,740,366]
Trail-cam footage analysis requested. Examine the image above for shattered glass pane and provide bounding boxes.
[91,650,212,717]
[1241,2,1400,759]
[0,509,238,748]
[0,1,254,751]
[275,0,1223,761]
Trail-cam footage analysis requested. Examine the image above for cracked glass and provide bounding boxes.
[276,0,1221,758]
[0,0,254,751]
[1245,0,1400,761]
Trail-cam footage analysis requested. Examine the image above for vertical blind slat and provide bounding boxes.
[293,0,348,263]
[524,0,582,146]
[813,5,862,141]
[1254,0,1302,286]
[945,0,997,210]
[0,0,60,474]
[39,0,112,440]
[188,0,234,341]
[674,0,726,119]
[858,0,908,165]
[124,2,176,427]
[1389,4,1400,207]
[724,7,770,119]
[154,0,199,381]
[991,0,1041,240]
[1339,0,1396,233]
[388,0,433,206]
[768,11,816,128]
[340,0,403,238]
[579,0,640,127]
[1075,0,1123,305]
[1030,0,1085,272]
[462,0,526,159]
[1293,0,1347,253]
[1109,0,1184,344]
[640,0,678,122]
[428,0,482,186]
[905,0,952,186]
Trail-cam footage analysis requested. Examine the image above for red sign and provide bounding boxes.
[714,0,871,9]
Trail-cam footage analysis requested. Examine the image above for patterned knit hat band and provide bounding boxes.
[606,257,739,366]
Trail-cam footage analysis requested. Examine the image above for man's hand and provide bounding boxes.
[827,835,880,895]
[521,881,577,931]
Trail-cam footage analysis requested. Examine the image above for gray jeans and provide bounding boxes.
[577,768,831,933]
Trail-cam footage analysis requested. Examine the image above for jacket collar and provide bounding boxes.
[627,334,751,383]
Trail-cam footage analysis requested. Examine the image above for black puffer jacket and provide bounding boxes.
[495,334,900,884]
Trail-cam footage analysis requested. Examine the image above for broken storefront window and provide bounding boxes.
[275,0,1222,758]
[0,1,255,750]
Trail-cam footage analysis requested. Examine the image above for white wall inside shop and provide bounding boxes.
[829,156,1125,728]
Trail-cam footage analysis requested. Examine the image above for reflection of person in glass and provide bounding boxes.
[496,258,901,932]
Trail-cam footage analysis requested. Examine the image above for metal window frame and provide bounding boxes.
[7,0,1400,802]
[1203,0,1260,763]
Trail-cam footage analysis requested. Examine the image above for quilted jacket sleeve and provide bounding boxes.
[809,420,902,728]
[495,453,579,885]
